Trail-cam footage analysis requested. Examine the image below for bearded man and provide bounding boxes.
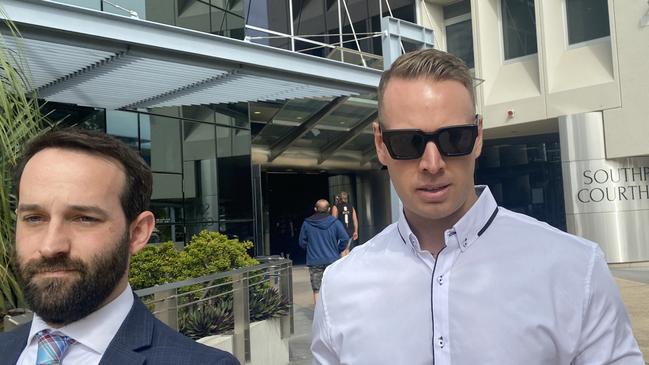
[0,129,238,365]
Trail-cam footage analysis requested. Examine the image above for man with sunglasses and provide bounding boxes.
[311,49,643,364]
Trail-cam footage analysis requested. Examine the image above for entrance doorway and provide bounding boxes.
[266,172,329,265]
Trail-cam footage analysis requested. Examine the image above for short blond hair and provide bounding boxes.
[378,49,475,123]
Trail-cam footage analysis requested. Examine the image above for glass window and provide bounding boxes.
[42,102,106,130]
[245,0,291,49]
[566,0,609,44]
[501,0,537,60]
[145,0,176,26]
[446,20,474,68]
[152,173,184,200]
[176,0,211,32]
[142,114,182,173]
[182,121,219,227]
[444,0,473,68]
[210,0,245,38]
[217,126,253,220]
[476,134,565,231]
[219,220,254,242]
[292,0,328,56]
[444,0,471,19]
[106,110,139,149]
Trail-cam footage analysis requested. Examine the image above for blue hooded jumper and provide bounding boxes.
[299,212,349,266]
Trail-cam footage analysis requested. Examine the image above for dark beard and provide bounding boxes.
[17,232,130,326]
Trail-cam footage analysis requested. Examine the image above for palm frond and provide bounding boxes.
[0,10,52,316]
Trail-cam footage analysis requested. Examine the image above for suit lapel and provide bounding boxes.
[99,296,153,365]
[0,323,31,365]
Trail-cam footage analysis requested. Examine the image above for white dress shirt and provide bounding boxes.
[17,283,134,365]
[312,186,644,365]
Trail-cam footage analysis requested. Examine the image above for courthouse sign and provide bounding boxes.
[562,157,649,214]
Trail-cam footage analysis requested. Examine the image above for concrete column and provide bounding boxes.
[560,112,649,263]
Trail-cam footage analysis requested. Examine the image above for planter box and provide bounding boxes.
[198,318,289,365]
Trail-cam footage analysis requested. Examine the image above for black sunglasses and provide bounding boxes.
[381,118,479,160]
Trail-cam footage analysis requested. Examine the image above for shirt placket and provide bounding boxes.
[430,229,459,365]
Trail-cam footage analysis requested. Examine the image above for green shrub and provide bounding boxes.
[129,242,181,289]
[176,230,259,281]
[130,229,290,339]
[129,230,259,290]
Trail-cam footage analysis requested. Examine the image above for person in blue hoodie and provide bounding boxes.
[299,199,349,304]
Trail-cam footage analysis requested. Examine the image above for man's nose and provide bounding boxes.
[418,141,446,173]
[39,220,71,258]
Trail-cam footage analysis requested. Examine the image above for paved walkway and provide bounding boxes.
[289,266,315,365]
[289,265,649,363]
[612,265,649,360]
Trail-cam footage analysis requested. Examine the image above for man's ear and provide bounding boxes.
[128,211,155,255]
[373,122,390,166]
[473,115,484,159]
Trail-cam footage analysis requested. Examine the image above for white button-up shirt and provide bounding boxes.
[312,186,643,364]
[17,284,134,365]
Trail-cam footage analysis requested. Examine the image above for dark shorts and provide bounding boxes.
[308,265,328,292]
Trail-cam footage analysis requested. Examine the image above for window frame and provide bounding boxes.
[562,0,611,49]
[443,9,474,69]
[498,0,539,63]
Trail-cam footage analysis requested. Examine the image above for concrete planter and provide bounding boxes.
[197,317,289,365]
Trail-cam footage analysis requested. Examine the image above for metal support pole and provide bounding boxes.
[341,0,367,67]
[289,0,296,51]
[233,272,251,363]
[154,288,178,330]
[279,262,294,338]
[338,0,344,62]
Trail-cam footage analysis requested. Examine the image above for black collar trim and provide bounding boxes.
[477,207,499,237]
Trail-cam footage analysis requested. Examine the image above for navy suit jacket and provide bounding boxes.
[0,296,240,365]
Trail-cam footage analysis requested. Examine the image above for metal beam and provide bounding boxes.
[251,102,289,144]
[268,96,349,162]
[318,111,378,164]
[381,16,435,70]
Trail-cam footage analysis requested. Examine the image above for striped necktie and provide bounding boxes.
[36,330,75,365]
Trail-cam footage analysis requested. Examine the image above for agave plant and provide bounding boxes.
[181,297,234,339]
[0,12,50,317]
[249,286,290,322]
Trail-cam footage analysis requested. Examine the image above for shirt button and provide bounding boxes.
[438,336,445,348]
[437,275,444,285]
[463,238,468,247]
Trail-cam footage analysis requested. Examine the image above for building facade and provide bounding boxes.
[420,0,649,262]
[4,0,647,263]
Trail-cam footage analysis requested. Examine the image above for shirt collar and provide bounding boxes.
[397,185,499,252]
[452,185,499,251]
[27,283,134,355]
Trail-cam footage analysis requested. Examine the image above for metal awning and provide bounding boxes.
[0,0,381,110]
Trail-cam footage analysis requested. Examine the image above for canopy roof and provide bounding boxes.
[1,0,381,110]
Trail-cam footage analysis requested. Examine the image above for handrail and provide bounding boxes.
[134,258,291,296]
[133,257,294,364]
